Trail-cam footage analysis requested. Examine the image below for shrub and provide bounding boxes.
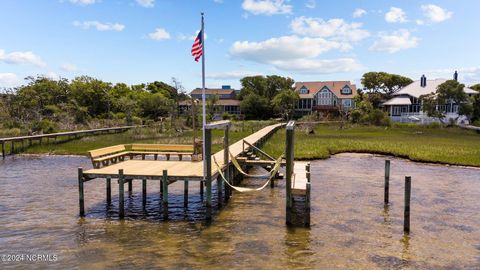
[131,116,143,125]
[426,122,442,129]
[31,119,58,134]
[473,120,480,127]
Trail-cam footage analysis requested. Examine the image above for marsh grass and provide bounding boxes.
[262,124,480,167]
[14,121,274,156]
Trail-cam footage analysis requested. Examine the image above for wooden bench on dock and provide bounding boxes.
[129,144,195,161]
[88,143,197,168]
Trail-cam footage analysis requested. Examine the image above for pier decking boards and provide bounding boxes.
[83,123,284,180]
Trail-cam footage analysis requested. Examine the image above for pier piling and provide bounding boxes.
[285,122,294,225]
[119,169,125,218]
[78,168,84,217]
[106,177,111,204]
[184,180,189,207]
[385,160,390,205]
[205,128,212,220]
[162,170,168,219]
[142,178,147,207]
[404,176,411,233]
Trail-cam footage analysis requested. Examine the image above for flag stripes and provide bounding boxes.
[191,31,203,62]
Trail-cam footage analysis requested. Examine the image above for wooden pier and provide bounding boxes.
[1,125,142,159]
[79,121,284,220]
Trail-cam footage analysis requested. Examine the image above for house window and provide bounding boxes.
[341,86,352,95]
[342,99,351,107]
[299,86,309,94]
[392,106,401,116]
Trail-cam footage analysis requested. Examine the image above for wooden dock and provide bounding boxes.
[1,125,142,159]
[79,122,284,220]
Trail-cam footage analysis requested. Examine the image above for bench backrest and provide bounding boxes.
[89,144,126,158]
[130,144,193,152]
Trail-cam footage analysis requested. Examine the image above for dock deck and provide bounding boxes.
[83,123,284,180]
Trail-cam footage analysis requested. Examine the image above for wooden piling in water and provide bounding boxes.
[285,121,295,225]
[404,176,411,233]
[1,142,5,159]
[184,180,189,207]
[305,163,311,227]
[128,179,133,193]
[78,168,85,217]
[11,141,14,155]
[385,160,390,205]
[106,177,111,204]
[205,128,212,220]
[118,169,125,218]
[142,178,147,207]
[162,170,168,219]
[200,181,204,196]
[217,175,222,208]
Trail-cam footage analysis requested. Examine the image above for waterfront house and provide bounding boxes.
[294,81,358,116]
[178,85,241,118]
[382,72,478,124]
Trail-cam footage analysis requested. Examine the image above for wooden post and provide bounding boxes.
[106,177,111,204]
[1,142,5,159]
[217,175,222,208]
[78,168,85,217]
[119,169,125,218]
[162,170,168,219]
[305,163,311,227]
[285,121,295,225]
[404,176,411,233]
[200,181,204,196]
[142,178,147,207]
[184,180,189,207]
[205,128,212,220]
[128,179,133,193]
[223,125,230,203]
[11,141,14,154]
[385,160,390,205]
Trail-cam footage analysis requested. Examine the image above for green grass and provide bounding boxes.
[12,121,275,156]
[262,124,480,167]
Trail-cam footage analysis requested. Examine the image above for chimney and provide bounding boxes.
[420,75,427,87]
[453,71,458,81]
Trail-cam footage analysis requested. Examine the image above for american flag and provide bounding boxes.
[191,30,203,62]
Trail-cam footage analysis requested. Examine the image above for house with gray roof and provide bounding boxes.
[382,72,478,124]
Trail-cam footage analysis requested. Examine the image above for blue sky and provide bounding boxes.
[1,0,479,91]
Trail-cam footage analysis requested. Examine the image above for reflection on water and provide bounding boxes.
[0,153,479,269]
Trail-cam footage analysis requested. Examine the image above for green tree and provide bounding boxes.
[240,93,270,120]
[470,84,480,92]
[272,90,299,120]
[140,93,174,119]
[265,75,295,100]
[70,76,112,117]
[361,72,413,96]
[239,75,267,99]
[420,80,471,121]
[206,94,219,118]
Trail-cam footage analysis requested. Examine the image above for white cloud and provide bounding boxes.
[45,72,60,80]
[370,29,419,53]
[385,7,407,23]
[136,0,154,8]
[421,4,453,23]
[230,35,362,73]
[0,49,46,67]
[270,58,362,74]
[69,0,97,5]
[148,28,171,41]
[305,0,315,9]
[290,17,370,43]
[353,8,366,18]
[61,63,78,72]
[213,0,223,3]
[416,19,425,25]
[207,70,263,80]
[0,73,21,87]
[242,0,292,16]
[73,21,125,32]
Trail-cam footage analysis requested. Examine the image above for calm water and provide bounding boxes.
[0,154,479,269]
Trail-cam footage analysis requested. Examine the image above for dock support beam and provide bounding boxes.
[384,160,390,205]
[404,176,411,233]
[305,163,311,227]
[119,169,125,219]
[285,121,295,225]
[142,178,147,207]
[223,125,230,203]
[78,168,85,217]
[128,179,133,194]
[106,177,111,204]
[162,170,168,219]
[205,128,212,220]
[184,180,189,207]
[2,141,5,159]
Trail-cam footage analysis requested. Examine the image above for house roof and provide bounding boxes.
[178,99,240,106]
[294,81,357,99]
[393,79,477,98]
[382,97,412,106]
[190,88,236,95]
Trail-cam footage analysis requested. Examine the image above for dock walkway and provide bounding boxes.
[83,123,284,181]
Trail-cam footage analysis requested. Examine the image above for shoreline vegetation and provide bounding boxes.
[3,121,480,168]
[261,123,480,167]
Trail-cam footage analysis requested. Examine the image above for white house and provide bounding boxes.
[294,81,358,115]
[382,72,478,124]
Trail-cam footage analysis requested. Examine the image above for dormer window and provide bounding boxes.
[299,86,309,94]
[341,86,352,95]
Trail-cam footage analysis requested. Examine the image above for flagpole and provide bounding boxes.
[201,12,207,182]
